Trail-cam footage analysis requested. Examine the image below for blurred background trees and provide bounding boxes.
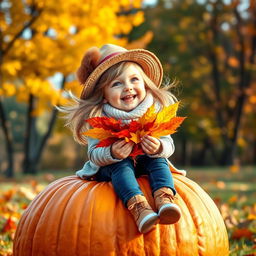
[130,0,256,166]
[0,0,255,177]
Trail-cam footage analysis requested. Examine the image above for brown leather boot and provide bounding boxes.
[127,195,158,233]
[154,187,181,224]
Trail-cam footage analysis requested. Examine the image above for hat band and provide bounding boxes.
[97,52,122,66]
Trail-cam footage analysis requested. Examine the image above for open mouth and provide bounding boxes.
[121,95,136,101]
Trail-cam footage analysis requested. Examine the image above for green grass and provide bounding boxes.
[187,166,256,204]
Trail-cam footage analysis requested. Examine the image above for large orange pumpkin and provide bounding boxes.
[13,174,229,256]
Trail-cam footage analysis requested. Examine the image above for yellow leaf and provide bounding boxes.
[155,102,179,124]
[229,164,240,173]
[129,130,148,143]
[130,131,141,143]
[83,128,113,140]
[151,128,175,138]
[139,104,156,125]
[2,83,16,96]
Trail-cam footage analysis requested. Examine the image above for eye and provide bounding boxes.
[111,81,122,87]
[131,77,139,83]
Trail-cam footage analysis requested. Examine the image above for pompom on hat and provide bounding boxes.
[77,44,163,99]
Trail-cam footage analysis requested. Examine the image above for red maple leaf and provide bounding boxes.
[129,144,144,157]
[96,137,118,147]
[86,117,122,131]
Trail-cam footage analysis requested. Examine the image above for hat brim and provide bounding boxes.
[80,49,163,99]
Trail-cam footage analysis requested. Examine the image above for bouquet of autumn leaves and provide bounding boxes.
[83,102,186,158]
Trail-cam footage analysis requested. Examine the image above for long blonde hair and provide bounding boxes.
[59,62,177,145]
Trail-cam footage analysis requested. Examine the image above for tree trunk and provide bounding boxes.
[23,94,37,174]
[34,107,59,167]
[23,76,66,174]
[253,138,256,165]
[180,137,187,166]
[0,98,14,177]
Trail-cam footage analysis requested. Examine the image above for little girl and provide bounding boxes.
[62,44,181,234]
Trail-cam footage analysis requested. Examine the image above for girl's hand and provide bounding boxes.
[111,140,134,159]
[141,135,162,155]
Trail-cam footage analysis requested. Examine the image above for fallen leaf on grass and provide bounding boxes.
[232,228,254,240]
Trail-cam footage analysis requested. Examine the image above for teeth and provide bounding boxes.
[123,95,135,100]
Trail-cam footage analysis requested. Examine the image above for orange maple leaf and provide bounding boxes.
[83,128,114,140]
[150,117,187,137]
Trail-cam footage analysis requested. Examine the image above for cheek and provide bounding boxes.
[139,84,146,96]
[105,90,120,104]
[103,88,112,102]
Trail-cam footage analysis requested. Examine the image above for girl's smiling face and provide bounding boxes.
[103,63,147,112]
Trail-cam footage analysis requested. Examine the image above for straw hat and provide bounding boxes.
[77,44,163,99]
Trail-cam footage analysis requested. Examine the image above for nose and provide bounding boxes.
[124,81,133,91]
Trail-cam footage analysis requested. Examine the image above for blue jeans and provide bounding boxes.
[95,155,176,206]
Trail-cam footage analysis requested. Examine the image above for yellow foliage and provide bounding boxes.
[237,137,247,148]
[65,80,83,97]
[16,86,29,103]
[132,11,144,26]
[2,60,22,76]
[0,84,16,97]
[127,31,154,49]
[1,0,145,116]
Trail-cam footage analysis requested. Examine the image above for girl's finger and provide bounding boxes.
[141,144,151,154]
[142,135,158,145]
[141,142,153,152]
[114,140,127,148]
[122,141,134,151]
[142,139,155,149]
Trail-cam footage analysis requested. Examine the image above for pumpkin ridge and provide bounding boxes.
[34,179,85,255]
[174,178,206,255]
[75,180,98,255]
[58,179,95,255]
[20,177,73,255]
[77,178,98,254]
[14,201,31,253]
[113,186,121,256]
[174,175,229,255]
[57,180,87,255]
[165,182,197,255]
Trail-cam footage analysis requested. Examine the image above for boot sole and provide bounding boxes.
[139,213,158,233]
[158,204,181,224]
